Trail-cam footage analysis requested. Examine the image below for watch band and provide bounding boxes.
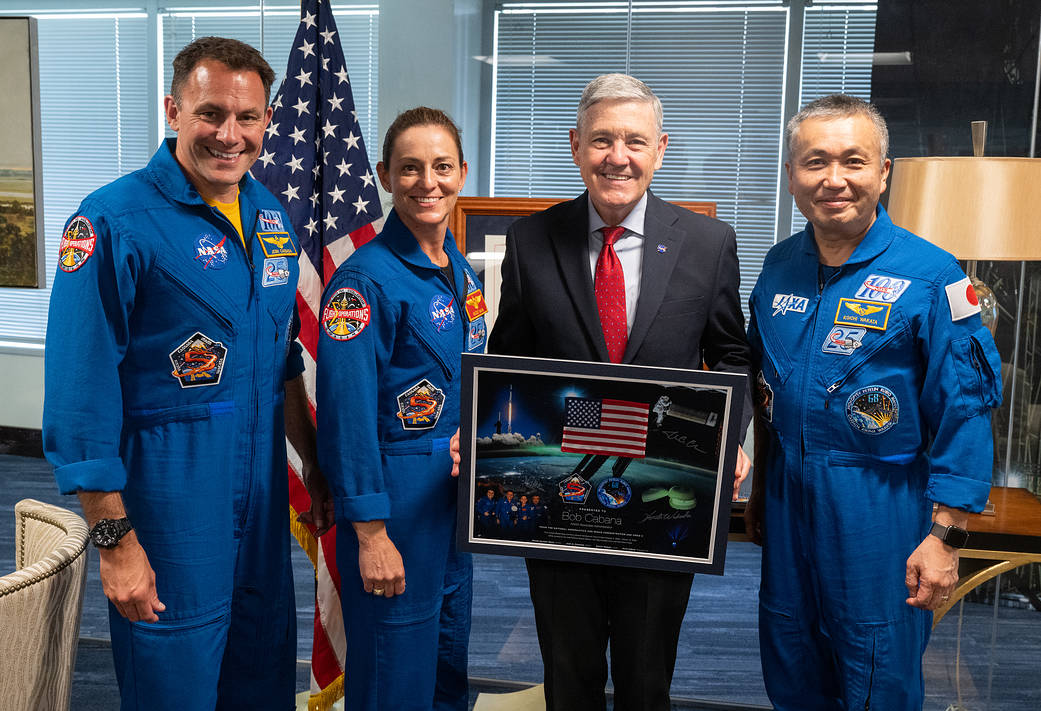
[929,521,969,549]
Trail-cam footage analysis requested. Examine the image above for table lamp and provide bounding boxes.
[887,126,1041,493]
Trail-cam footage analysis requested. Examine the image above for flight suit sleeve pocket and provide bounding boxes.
[951,325,1003,418]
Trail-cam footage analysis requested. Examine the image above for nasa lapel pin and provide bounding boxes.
[657,243,667,254]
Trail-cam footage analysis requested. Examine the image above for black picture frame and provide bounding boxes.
[457,353,747,575]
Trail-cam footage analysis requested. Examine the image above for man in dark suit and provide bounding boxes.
[488,74,753,711]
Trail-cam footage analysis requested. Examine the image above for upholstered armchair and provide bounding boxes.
[0,498,89,710]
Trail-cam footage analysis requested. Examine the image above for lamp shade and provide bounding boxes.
[887,157,1041,260]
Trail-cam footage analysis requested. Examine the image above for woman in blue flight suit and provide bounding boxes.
[316,107,486,711]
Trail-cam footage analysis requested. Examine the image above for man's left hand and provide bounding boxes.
[905,534,959,610]
[733,446,750,502]
[450,428,461,478]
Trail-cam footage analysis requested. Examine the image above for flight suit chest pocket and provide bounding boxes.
[405,309,456,382]
[153,258,237,334]
[755,318,795,389]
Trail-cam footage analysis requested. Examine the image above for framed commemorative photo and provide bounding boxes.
[457,353,747,575]
[449,197,715,338]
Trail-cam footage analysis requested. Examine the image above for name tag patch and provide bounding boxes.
[855,274,911,303]
[322,287,370,340]
[258,231,298,258]
[396,379,445,430]
[169,332,228,388]
[262,257,290,287]
[821,326,867,356]
[835,298,891,330]
[772,293,809,316]
[59,216,97,272]
[846,385,899,435]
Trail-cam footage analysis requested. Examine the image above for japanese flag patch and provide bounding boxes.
[945,277,981,321]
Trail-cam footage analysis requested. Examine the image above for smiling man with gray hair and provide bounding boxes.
[489,73,753,711]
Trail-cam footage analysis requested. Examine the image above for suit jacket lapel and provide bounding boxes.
[624,192,682,363]
[548,193,610,362]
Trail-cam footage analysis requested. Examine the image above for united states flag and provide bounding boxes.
[251,1,382,708]
[561,398,649,458]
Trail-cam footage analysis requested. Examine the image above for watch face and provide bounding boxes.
[90,518,131,548]
[947,526,969,548]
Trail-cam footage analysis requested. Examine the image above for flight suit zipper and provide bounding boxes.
[206,202,260,533]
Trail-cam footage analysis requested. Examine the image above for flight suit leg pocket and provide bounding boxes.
[115,609,228,711]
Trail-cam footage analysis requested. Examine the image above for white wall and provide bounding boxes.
[0,348,44,429]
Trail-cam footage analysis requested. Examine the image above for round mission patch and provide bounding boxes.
[845,385,899,435]
[58,216,97,272]
[322,287,371,340]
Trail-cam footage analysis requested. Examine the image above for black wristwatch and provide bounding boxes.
[89,517,133,549]
[929,522,969,549]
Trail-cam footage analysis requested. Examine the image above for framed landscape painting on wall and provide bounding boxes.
[0,17,44,288]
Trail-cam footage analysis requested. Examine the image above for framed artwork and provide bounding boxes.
[449,197,716,335]
[457,353,747,574]
[0,17,44,288]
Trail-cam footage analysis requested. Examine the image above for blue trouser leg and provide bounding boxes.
[113,405,295,710]
[339,449,472,711]
[760,448,932,711]
[434,542,473,711]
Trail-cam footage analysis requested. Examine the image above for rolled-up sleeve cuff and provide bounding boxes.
[926,474,992,513]
[54,457,127,495]
[335,493,391,522]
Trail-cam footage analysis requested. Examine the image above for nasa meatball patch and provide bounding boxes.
[194,233,230,271]
[58,216,97,272]
[169,332,228,388]
[322,287,370,340]
[845,385,899,435]
[429,293,456,333]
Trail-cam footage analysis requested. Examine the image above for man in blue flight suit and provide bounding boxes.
[496,489,519,537]
[42,37,328,710]
[745,94,1002,711]
[476,488,498,536]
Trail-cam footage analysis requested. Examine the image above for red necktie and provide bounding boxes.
[595,226,627,363]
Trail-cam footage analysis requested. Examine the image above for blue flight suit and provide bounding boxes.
[496,496,518,534]
[42,139,302,710]
[316,209,486,711]
[748,207,1002,711]
[476,494,497,535]
[517,502,535,536]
